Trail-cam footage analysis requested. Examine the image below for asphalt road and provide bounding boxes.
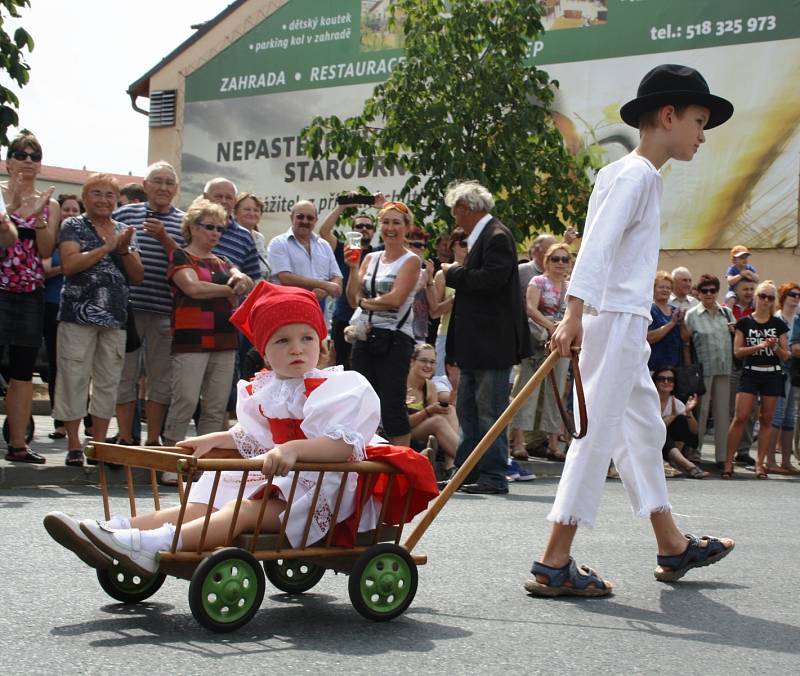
[2,476,798,675]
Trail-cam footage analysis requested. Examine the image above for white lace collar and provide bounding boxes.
[245,366,344,418]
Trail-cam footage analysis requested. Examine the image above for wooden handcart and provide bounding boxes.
[83,350,584,631]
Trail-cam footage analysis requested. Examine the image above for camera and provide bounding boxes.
[337,194,376,206]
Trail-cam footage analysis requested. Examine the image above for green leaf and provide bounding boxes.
[299,0,590,239]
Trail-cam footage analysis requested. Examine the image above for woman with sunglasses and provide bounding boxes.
[346,201,420,445]
[681,274,735,467]
[0,132,58,463]
[723,281,790,479]
[162,198,246,448]
[653,366,709,478]
[525,242,571,461]
[763,282,800,474]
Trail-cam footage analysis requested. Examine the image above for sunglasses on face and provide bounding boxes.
[698,287,718,294]
[197,222,225,233]
[548,255,570,264]
[453,240,468,248]
[654,376,675,383]
[294,214,316,221]
[758,293,775,301]
[788,291,800,299]
[11,150,42,162]
[408,241,425,249]
[381,201,410,215]
[353,222,373,230]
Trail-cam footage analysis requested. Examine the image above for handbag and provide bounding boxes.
[123,301,141,353]
[673,362,705,402]
[363,255,411,356]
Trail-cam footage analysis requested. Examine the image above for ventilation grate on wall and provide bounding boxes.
[149,89,177,127]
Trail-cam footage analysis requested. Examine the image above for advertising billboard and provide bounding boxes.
[183,0,800,248]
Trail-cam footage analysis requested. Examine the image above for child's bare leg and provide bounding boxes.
[650,511,691,555]
[540,522,578,568]
[129,502,210,530]
[177,498,285,551]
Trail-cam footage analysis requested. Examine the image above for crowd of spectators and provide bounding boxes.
[1,132,799,489]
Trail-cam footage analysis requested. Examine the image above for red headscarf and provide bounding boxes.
[230,281,327,355]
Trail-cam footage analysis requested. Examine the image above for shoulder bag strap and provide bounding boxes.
[368,253,412,330]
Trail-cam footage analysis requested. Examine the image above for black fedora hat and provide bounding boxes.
[620,64,733,129]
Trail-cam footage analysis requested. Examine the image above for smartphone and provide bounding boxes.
[439,401,449,408]
[337,194,376,206]
[144,208,155,220]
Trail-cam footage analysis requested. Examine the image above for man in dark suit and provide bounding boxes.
[443,181,531,494]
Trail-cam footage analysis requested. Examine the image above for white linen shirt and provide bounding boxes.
[567,153,663,320]
[267,228,341,285]
[466,212,493,251]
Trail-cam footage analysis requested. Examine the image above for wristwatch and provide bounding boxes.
[120,245,136,256]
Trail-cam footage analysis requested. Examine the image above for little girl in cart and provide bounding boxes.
[45,282,437,577]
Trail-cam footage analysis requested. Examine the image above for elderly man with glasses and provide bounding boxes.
[682,274,735,466]
[112,161,185,448]
[267,200,343,312]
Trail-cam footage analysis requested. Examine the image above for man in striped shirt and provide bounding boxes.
[112,161,185,445]
[203,177,260,281]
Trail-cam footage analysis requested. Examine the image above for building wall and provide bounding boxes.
[141,0,800,280]
[143,0,287,187]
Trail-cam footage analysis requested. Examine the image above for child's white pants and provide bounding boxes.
[548,311,671,527]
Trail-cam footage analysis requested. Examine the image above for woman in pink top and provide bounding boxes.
[526,242,571,461]
[0,132,58,464]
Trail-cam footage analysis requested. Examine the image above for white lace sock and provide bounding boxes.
[112,524,178,554]
[139,523,178,553]
[103,514,131,530]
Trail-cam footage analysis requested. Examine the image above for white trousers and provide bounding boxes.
[548,312,671,527]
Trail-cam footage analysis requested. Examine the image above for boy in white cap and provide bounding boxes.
[525,65,736,597]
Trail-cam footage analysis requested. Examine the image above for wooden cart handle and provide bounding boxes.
[403,348,586,552]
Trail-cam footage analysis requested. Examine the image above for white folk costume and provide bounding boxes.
[188,366,382,547]
[549,153,672,527]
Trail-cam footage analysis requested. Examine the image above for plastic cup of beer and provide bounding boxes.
[345,231,362,263]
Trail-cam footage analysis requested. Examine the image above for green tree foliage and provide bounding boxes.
[0,0,32,145]
[302,0,592,240]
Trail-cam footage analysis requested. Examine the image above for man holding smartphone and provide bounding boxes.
[319,192,385,367]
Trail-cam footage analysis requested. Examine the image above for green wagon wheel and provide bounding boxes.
[348,543,418,622]
[96,560,166,604]
[189,548,265,632]
[264,559,325,593]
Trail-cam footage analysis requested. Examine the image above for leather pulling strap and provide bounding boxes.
[547,351,587,440]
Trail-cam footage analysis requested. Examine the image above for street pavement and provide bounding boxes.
[2,458,800,674]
